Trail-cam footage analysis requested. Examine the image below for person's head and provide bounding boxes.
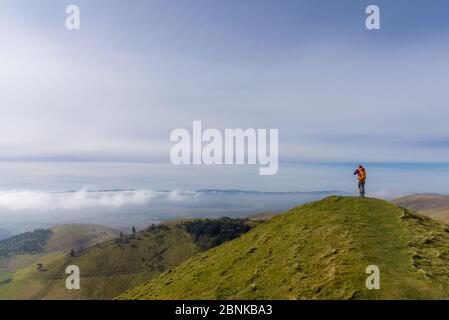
[359,165,363,169]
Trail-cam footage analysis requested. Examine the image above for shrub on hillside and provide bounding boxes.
[183,218,251,250]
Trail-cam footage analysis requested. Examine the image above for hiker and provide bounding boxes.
[353,165,366,197]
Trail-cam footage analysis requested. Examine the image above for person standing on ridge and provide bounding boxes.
[353,165,366,197]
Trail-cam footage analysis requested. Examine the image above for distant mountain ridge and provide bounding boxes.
[52,188,347,195]
[393,194,449,223]
[195,189,347,195]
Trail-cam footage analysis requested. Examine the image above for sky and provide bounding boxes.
[1,0,449,197]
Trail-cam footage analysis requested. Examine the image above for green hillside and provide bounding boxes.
[0,229,54,257]
[0,224,118,275]
[45,224,120,253]
[0,218,252,299]
[0,223,120,299]
[119,196,449,300]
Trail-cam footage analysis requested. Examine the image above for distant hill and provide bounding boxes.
[0,224,119,259]
[0,229,53,257]
[393,194,449,223]
[246,212,277,221]
[0,218,253,299]
[0,224,119,297]
[119,197,449,300]
[195,189,346,195]
[45,224,119,253]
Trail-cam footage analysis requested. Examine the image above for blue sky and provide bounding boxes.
[1,0,449,196]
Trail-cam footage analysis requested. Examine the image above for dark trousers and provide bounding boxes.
[358,180,366,197]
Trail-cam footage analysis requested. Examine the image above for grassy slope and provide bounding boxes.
[393,194,449,223]
[0,219,253,300]
[0,224,199,299]
[0,224,119,299]
[0,224,118,275]
[119,196,449,300]
[45,224,119,253]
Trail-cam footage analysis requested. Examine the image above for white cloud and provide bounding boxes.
[0,189,198,213]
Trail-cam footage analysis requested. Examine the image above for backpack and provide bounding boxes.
[359,168,366,181]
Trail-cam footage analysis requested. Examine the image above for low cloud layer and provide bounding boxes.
[0,189,198,212]
[0,189,341,235]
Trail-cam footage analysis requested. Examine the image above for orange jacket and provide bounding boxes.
[358,167,366,181]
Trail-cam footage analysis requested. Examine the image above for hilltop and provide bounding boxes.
[393,194,449,223]
[45,224,120,253]
[119,196,449,300]
[0,218,252,299]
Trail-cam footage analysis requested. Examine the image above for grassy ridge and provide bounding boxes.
[119,197,449,300]
[45,224,119,253]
